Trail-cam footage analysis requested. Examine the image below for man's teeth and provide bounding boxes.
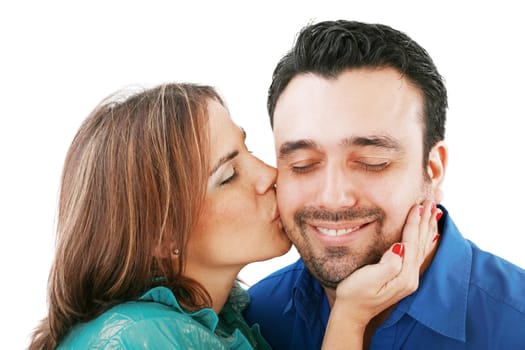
[316,226,361,236]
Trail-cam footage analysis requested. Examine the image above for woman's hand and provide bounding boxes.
[322,200,441,349]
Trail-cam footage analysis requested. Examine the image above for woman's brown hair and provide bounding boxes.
[29,83,223,350]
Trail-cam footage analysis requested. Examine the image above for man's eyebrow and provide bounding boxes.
[278,135,401,159]
[278,139,318,159]
[211,150,238,175]
[342,135,401,150]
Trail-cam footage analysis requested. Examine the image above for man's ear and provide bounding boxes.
[427,141,448,202]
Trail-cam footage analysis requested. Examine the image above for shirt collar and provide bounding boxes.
[286,260,328,327]
[140,286,220,330]
[395,205,471,342]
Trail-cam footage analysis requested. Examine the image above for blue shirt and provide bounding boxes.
[245,206,525,349]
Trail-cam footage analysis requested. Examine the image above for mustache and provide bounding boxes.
[295,206,384,223]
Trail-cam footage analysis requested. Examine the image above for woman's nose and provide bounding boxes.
[254,159,277,195]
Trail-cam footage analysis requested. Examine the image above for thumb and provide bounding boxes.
[340,243,403,294]
[373,242,404,285]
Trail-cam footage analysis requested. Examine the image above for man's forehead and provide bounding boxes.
[272,68,425,122]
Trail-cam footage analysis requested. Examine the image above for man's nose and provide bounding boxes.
[316,163,358,210]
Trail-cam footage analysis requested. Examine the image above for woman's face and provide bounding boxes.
[185,100,291,278]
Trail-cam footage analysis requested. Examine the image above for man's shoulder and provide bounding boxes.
[460,246,525,346]
[441,209,525,316]
[468,244,525,315]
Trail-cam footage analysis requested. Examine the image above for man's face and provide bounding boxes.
[273,67,440,289]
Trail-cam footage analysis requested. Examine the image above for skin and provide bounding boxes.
[273,67,447,307]
[185,100,292,313]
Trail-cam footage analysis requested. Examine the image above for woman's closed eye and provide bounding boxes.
[219,164,237,185]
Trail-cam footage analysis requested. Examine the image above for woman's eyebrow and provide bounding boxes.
[211,150,239,175]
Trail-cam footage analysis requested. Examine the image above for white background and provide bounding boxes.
[1,1,524,348]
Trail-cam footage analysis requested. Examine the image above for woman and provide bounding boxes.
[29,83,439,349]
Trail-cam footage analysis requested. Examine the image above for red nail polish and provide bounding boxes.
[419,206,424,216]
[392,243,404,257]
[436,211,443,221]
[433,233,440,242]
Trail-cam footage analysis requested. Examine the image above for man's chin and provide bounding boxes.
[307,254,383,290]
[307,263,358,290]
[317,277,342,290]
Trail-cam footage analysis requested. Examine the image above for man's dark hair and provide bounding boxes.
[268,20,447,159]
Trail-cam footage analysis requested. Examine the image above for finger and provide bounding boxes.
[416,200,434,263]
[375,242,404,289]
[418,200,441,260]
[374,242,415,300]
[425,206,441,255]
[397,200,435,293]
[400,202,423,247]
[398,202,425,285]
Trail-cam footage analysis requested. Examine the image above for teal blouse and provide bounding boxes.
[57,283,271,349]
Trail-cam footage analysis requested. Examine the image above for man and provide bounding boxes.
[245,20,525,349]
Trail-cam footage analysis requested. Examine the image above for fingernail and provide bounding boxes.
[419,206,424,216]
[392,243,405,257]
[436,210,443,221]
[433,233,440,242]
[431,201,436,211]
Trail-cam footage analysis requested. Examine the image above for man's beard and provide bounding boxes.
[290,206,395,289]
